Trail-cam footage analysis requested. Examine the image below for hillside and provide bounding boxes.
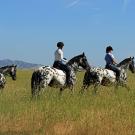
[0,59,42,69]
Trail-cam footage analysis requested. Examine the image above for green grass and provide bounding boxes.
[0,69,135,135]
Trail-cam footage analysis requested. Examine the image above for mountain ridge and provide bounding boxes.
[0,59,42,69]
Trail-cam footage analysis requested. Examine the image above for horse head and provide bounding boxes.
[129,57,135,73]
[9,64,17,80]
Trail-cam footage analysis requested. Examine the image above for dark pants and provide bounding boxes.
[105,64,120,81]
[53,61,71,84]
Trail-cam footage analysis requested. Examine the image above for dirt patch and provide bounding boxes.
[53,121,74,135]
[0,111,44,134]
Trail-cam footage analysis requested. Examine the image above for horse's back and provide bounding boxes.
[52,67,65,75]
[89,67,116,83]
[105,69,116,77]
[38,66,50,71]
[40,66,65,75]
[32,66,66,88]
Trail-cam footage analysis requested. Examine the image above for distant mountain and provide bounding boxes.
[0,59,42,69]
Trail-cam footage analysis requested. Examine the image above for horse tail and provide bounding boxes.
[31,71,36,96]
[31,71,41,97]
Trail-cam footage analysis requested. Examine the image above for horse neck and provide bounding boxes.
[117,58,132,70]
[118,63,129,71]
[67,60,79,73]
[1,68,9,74]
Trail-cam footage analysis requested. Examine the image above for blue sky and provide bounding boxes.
[0,0,135,66]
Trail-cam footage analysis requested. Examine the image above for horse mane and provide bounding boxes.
[0,64,17,69]
[117,58,131,67]
[0,66,9,69]
[67,54,83,65]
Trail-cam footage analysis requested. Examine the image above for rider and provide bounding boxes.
[53,42,71,86]
[105,46,121,82]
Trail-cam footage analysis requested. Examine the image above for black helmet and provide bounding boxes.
[106,46,113,53]
[57,42,64,48]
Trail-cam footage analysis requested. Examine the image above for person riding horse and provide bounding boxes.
[53,42,71,86]
[105,46,120,82]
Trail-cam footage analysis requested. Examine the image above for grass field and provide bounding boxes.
[0,69,135,135]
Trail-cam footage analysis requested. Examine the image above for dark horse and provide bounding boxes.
[81,57,134,93]
[31,53,89,97]
[0,64,17,80]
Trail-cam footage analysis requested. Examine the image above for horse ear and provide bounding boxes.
[14,64,17,67]
[82,52,85,56]
[132,57,134,59]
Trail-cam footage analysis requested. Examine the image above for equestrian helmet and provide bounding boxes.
[106,46,113,53]
[57,42,64,48]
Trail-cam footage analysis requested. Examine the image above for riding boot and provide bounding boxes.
[116,75,120,83]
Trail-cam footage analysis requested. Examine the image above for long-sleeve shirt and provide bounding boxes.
[54,49,67,63]
[105,53,115,65]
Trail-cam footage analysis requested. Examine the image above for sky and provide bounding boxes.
[0,0,135,66]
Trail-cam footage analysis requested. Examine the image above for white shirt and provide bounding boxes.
[54,49,67,62]
[109,53,115,59]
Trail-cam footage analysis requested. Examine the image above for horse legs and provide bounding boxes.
[114,81,130,93]
[80,73,91,94]
[93,83,99,95]
[59,84,74,96]
[92,75,103,95]
[80,84,89,94]
[121,83,130,91]
[59,88,64,96]
[67,84,74,93]
[114,82,119,92]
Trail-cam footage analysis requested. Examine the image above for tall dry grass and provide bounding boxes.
[0,70,135,135]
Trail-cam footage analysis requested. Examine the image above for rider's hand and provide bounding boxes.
[63,58,67,60]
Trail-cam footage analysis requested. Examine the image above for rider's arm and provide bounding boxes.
[112,59,118,65]
[111,54,118,65]
[62,58,68,63]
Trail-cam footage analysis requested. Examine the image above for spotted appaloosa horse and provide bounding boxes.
[0,73,6,89]
[31,53,89,97]
[0,65,17,80]
[81,57,134,93]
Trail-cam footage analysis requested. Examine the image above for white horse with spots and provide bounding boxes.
[81,57,135,93]
[31,53,89,97]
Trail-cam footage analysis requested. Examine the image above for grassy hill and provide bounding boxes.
[0,70,135,135]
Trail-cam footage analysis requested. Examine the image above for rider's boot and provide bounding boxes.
[116,75,120,83]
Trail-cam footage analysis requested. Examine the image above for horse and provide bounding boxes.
[31,53,89,97]
[0,73,6,89]
[0,64,17,80]
[81,57,134,93]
